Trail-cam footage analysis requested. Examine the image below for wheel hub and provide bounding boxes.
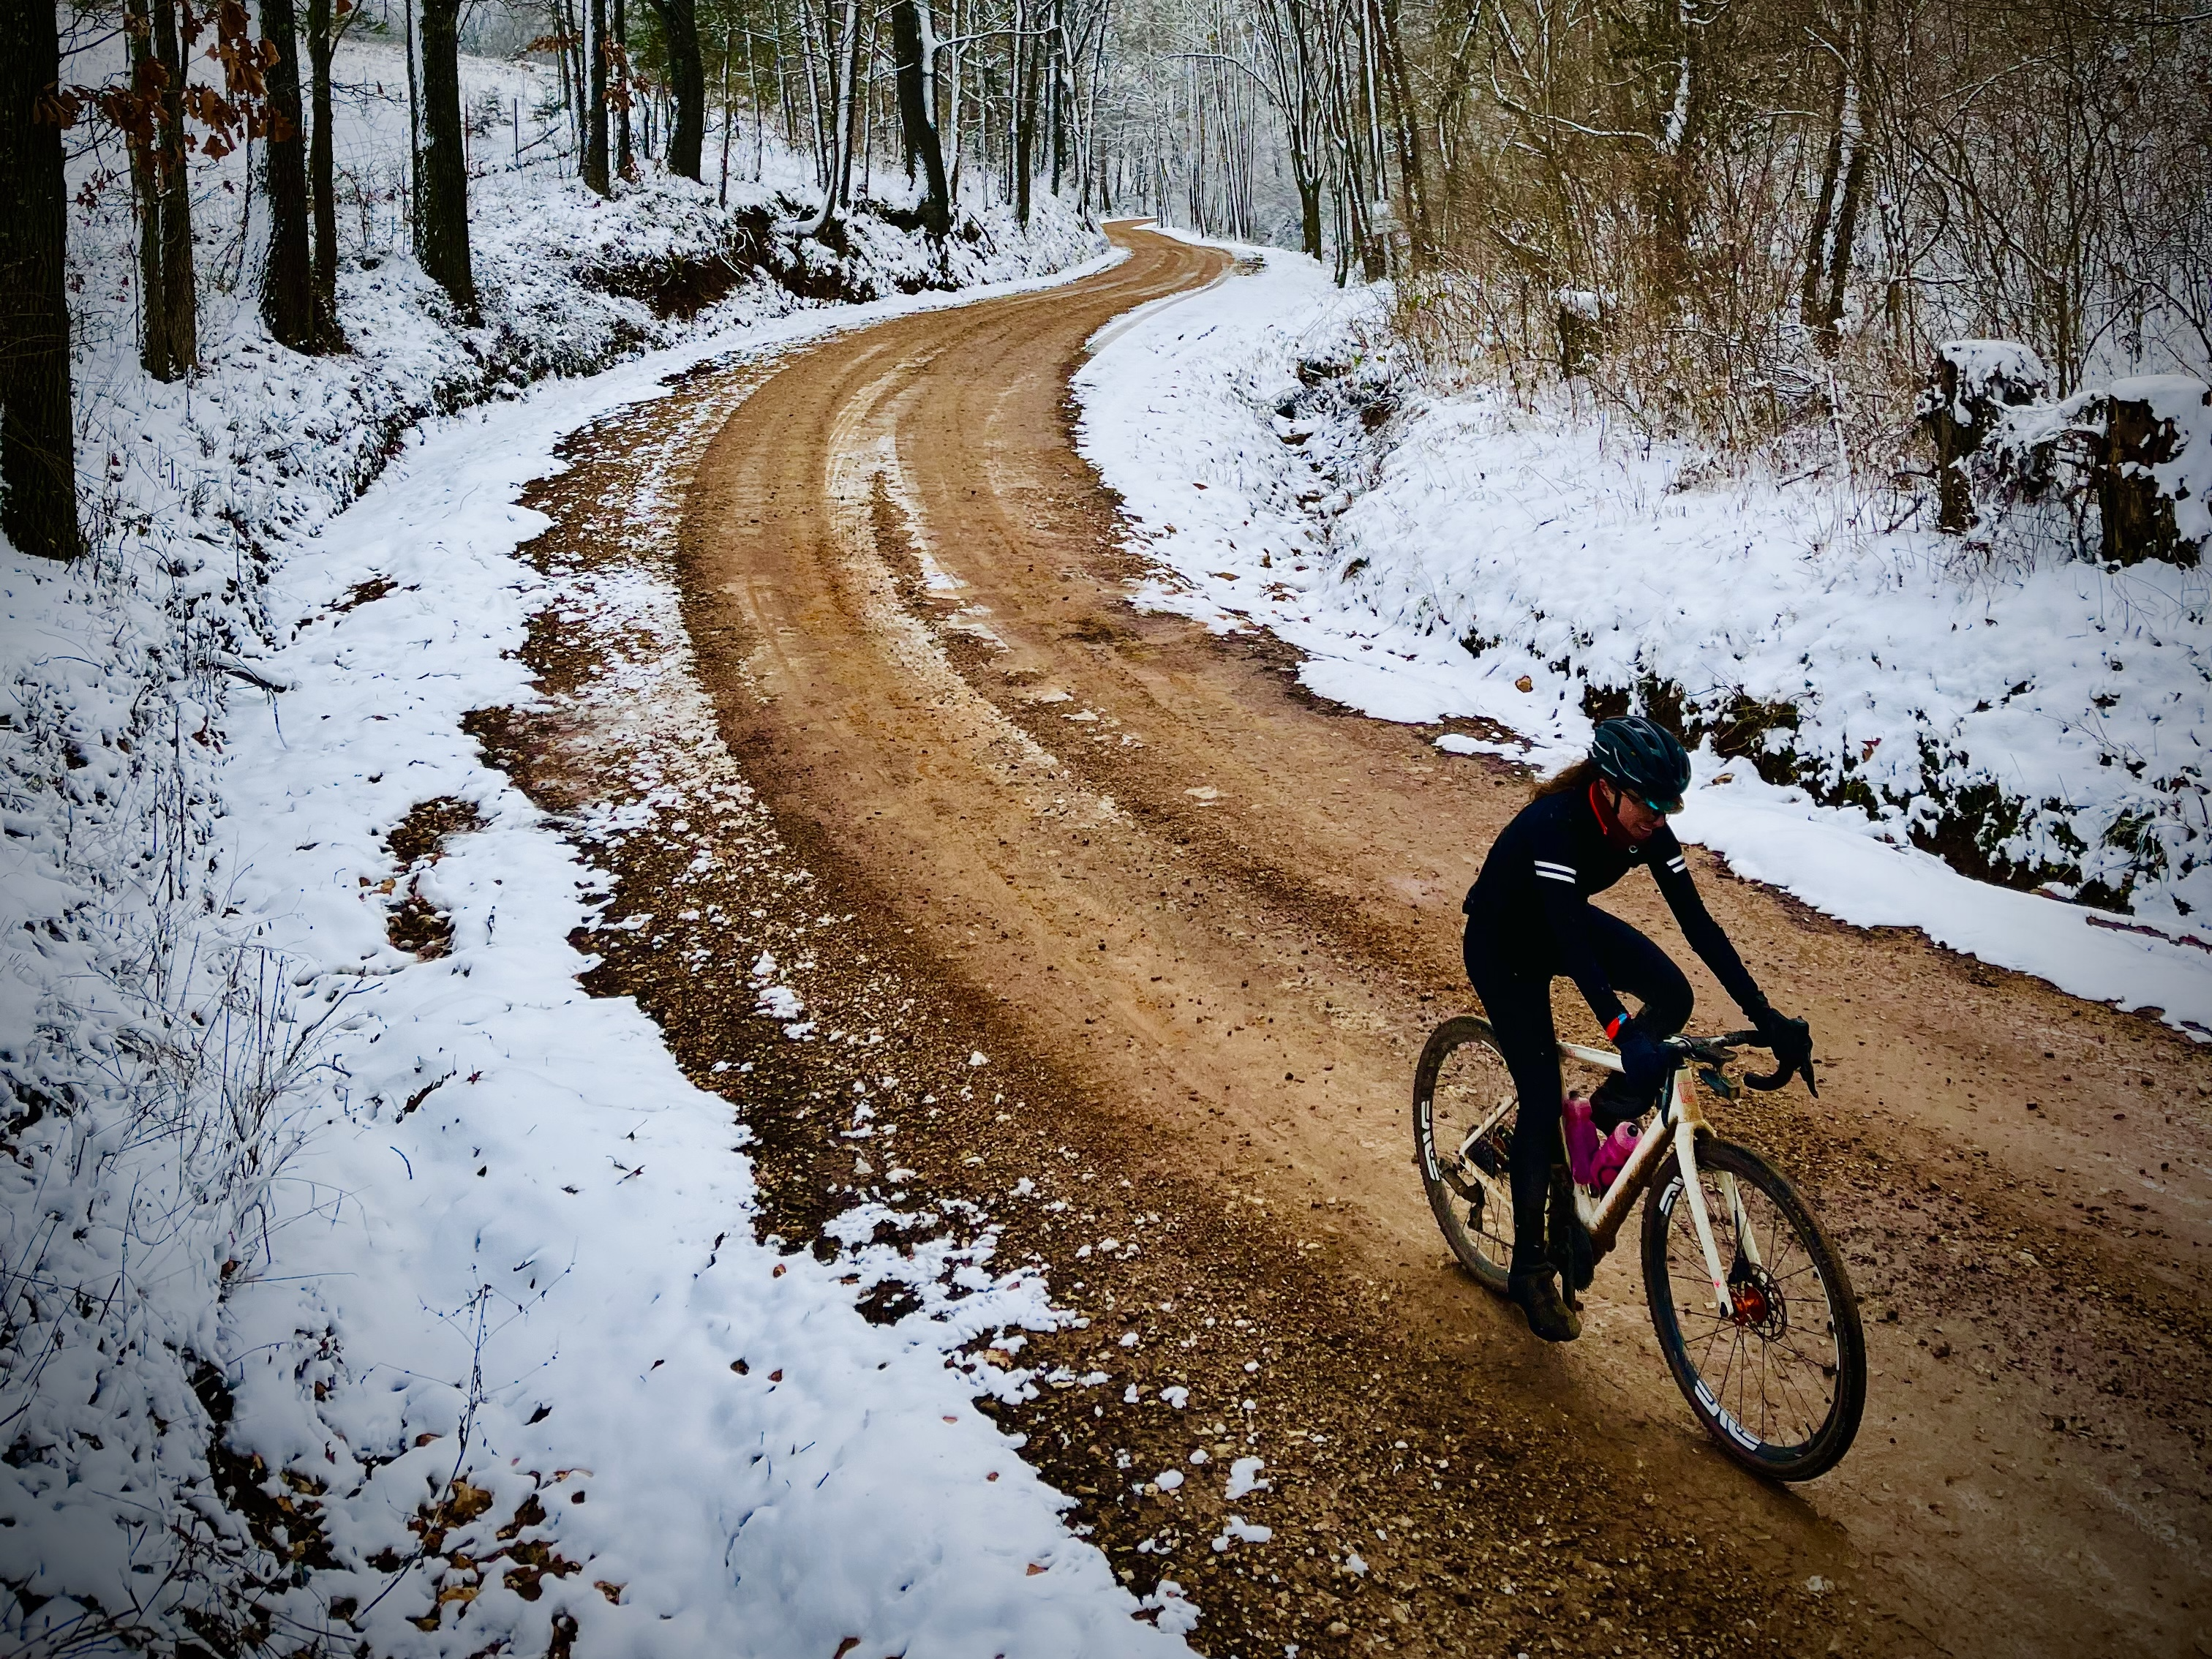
[1728,1257,1788,1339]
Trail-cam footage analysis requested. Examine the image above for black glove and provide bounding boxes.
[1616,1021,1669,1100]
[1753,1005,1815,1088]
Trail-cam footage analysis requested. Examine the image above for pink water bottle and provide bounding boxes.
[1593,1122,1641,1190]
[1563,1093,1599,1186]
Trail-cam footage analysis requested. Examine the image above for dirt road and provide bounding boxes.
[492,224,2210,1657]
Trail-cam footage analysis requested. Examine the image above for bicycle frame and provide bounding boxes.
[1551,1042,1751,1317]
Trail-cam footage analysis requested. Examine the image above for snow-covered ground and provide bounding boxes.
[2,28,1178,1651]
[1073,237,2212,1037]
[200,282,1193,1656]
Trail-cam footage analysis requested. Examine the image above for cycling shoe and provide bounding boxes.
[1508,1265,1582,1343]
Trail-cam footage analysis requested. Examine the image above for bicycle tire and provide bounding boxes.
[1641,1135,1866,1481]
[1412,1015,1518,1294]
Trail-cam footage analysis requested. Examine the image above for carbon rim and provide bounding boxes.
[1414,1020,1519,1290]
[1644,1140,1865,1478]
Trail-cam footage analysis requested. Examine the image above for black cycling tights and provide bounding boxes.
[1462,913,1693,1276]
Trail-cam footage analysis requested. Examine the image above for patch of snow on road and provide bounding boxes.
[1224,1456,1270,1500]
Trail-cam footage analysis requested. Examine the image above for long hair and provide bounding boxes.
[1533,757,1602,801]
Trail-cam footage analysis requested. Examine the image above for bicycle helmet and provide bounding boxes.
[1590,715,1690,814]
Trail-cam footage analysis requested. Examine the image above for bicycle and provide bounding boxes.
[1412,1017,1866,1481]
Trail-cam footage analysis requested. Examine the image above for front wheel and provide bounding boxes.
[1641,1137,1866,1481]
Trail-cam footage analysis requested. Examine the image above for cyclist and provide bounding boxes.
[1461,715,1812,1342]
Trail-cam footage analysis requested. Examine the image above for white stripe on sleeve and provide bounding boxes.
[1534,865,1578,884]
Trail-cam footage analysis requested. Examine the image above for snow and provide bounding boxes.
[1211,1516,1272,1551]
[1134,1579,1201,1636]
[1073,246,2212,1037]
[1224,1456,1270,1500]
[1,23,1166,1650]
[1557,288,1605,324]
[1931,339,2053,410]
[198,290,1175,1655]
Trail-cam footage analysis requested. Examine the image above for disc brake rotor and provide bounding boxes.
[1727,1256,1788,1340]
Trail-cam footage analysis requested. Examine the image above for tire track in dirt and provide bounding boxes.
[479,225,2210,1657]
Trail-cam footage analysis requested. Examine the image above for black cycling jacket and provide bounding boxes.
[1463,785,1764,1033]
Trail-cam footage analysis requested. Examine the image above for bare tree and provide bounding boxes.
[891,0,952,233]
[0,0,80,559]
[260,0,319,350]
[417,0,477,312]
[305,0,355,343]
[586,0,612,191]
[154,0,198,372]
[646,0,707,178]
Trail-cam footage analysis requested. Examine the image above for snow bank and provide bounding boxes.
[4,29,1127,1649]
[1072,247,2212,1036]
[198,312,1173,1655]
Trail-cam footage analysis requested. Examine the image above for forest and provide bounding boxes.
[7,0,2207,562]
[2,0,2211,1654]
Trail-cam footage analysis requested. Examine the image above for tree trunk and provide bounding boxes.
[797,0,826,187]
[417,0,476,313]
[1015,0,1039,227]
[584,0,611,193]
[614,0,633,180]
[835,0,860,208]
[558,0,584,161]
[154,0,197,369]
[0,0,80,558]
[1649,0,1704,296]
[404,0,421,250]
[306,0,343,342]
[1816,1,1875,350]
[1797,50,1848,331]
[799,0,854,237]
[1368,0,1427,267]
[1295,169,1323,262]
[309,0,342,345]
[647,0,704,181]
[1046,0,1063,196]
[1295,43,1323,260]
[125,0,176,379]
[717,23,731,200]
[889,0,949,237]
[260,0,317,351]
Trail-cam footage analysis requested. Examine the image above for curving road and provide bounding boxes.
[531,222,2209,1656]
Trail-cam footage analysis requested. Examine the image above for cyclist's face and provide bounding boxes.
[1611,786,1667,842]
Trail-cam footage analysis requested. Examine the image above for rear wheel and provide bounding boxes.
[1412,1017,1519,1293]
[1641,1136,1866,1481]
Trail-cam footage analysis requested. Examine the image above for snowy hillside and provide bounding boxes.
[1073,241,2212,1035]
[1,28,1154,1652]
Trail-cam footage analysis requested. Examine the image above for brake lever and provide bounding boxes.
[1713,1028,1818,1096]
[1744,1056,1818,1096]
